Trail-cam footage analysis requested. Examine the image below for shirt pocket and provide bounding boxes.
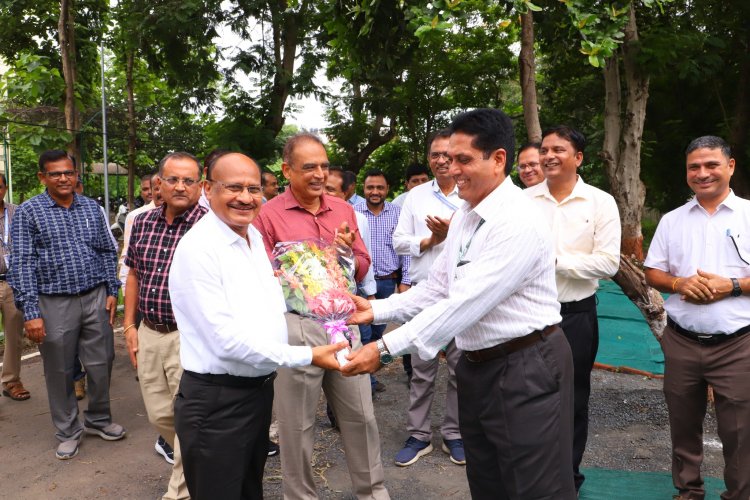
[724,234,750,270]
[560,214,593,250]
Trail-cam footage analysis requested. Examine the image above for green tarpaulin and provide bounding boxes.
[580,467,725,499]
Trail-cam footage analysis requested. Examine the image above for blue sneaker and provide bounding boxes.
[395,436,433,466]
[442,438,466,465]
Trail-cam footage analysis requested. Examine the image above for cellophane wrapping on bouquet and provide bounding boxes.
[273,239,357,366]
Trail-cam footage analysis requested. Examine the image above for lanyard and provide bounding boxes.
[1,207,7,248]
[432,181,459,212]
[457,218,485,265]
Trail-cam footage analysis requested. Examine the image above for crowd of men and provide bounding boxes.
[1,107,748,500]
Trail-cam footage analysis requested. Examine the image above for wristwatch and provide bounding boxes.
[376,339,394,366]
[731,277,742,297]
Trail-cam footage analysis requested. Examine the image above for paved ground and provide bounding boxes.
[0,327,724,499]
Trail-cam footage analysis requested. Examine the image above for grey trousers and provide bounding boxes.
[38,285,115,442]
[407,339,461,442]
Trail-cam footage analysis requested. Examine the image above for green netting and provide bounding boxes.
[595,280,665,375]
[580,467,726,499]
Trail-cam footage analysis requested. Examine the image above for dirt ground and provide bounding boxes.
[0,326,724,499]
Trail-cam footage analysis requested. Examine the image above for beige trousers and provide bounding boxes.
[136,324,189,500]
[276,313,389,500]
[0,281,24,385]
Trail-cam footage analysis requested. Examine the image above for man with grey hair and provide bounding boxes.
[124,152,206,500]
[645,136,750,500]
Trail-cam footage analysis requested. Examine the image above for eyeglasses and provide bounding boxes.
[212,180,263,197]
[518,162,540,171]
[430,152,451,161]
[45,170,77,180]
[297,163,330,173]
[160,176,200,187]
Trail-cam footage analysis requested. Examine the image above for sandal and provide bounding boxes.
[2,381,31,401]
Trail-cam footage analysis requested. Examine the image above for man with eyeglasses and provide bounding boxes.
[390,129,464,467]
[124,152,207,500]
[517,142,544,188]
[9,149,123,460]
[253,133,389,500]
[645,136,750,500]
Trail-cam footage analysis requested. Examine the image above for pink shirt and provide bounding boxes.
[253,189,371,282]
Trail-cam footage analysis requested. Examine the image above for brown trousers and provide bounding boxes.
[662,324,750,500]
[0,281,24,385]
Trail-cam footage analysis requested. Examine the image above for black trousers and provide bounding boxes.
[456,327,576,500]
[560,297,599,491]
[174,370,276,500]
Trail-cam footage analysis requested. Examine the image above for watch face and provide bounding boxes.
[380,352,394,365]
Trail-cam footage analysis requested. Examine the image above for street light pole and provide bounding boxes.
[100,35,110,217]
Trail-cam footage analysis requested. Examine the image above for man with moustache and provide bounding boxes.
[525,126,620,493]
[170,152,346,500]
[517,142,544,188]
[253,133,388,500]
[343,109,575,500]
[645,136,750,500]
[124,152,207,500]
[390,129,465,467]
[9,150,123,459]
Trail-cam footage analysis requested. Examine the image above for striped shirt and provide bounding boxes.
[9,191,119,321]
[125,203,207,325]
[354,201,410,285]
[373,177,562,360]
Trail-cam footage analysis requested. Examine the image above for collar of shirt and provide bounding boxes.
[687,189,739,215]
[470,175,518,222]
[528,175,591,205]
[357,201,398,217]
[431,179,459,196]
[42,190,82,208]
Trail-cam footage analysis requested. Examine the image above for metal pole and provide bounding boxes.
[100,35,110,217]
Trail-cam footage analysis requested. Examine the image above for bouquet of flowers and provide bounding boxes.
[273,239,357,366]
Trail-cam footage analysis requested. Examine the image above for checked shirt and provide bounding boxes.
[8,191,119,321]
[354,201,410,284]
[124,203,207,326]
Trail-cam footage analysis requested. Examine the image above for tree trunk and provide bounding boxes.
[601,4,664,341]
[601,4,647,261]
[346,114,396,173]
[519,10,541,143]
[126,50,137,210]
[262,0,301,137]
[58,0,81,170]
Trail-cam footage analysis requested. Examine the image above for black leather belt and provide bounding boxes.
[45,283,103,297]
[559,294,596,314]
[0,274,6,281]
[464,325,559,363]
[185,370,276,388]
[375,272,399,280]
[667,317,750,346]
[143,318,179,333]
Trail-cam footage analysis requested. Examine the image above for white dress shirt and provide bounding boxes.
[373,177,562,361]
[393,180,461,283]
[644,191,750,334]
[525,177,621,302]
[169,210,312,377]
[391,191,408,207]
[118,200,156,292]
[356,211,377,296]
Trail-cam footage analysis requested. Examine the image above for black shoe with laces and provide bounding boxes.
[155,436,175,465]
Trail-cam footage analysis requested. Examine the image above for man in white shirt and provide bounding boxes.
[343,108,576,500]
[644,136,750,500]
[391,129,464,467]
[525,125,620,492]
[169,152,345,500]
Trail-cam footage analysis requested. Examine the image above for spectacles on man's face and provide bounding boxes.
[160,176,200,187]
[430,151,452,162]
[518,162,540,171]
[45,170,77,180]
[212,180,263,197]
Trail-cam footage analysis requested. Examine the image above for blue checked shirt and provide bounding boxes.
[8,191,119,321]
[355,201,410,285]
